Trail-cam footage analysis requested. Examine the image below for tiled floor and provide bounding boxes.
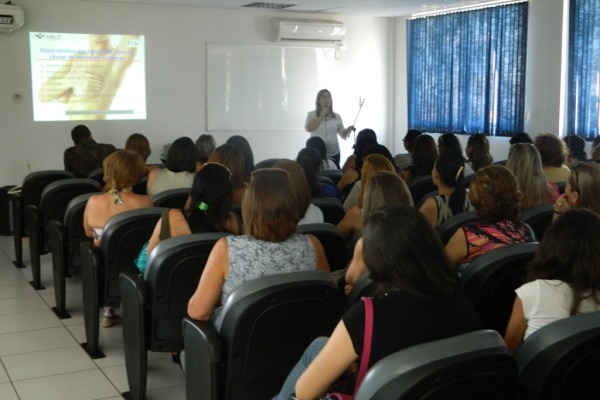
[0,235,186,400]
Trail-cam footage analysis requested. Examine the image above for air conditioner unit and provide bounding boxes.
[273,19,346,42]
[0,4,24,34]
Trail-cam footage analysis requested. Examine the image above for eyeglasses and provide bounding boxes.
[203,162,232,180]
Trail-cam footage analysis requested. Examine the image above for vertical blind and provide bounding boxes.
[407,3,528,136]
[568,0,600,139]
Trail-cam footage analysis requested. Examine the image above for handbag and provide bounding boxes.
[325,296,374,400]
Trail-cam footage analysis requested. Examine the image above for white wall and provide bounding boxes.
[0,0,393,185]
[0,0,574,185]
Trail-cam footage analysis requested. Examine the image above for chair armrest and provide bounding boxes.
[182,316,221,400]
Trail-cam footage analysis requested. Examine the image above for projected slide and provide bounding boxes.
[30,32,146,121]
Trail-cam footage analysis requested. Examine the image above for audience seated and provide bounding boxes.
[147,136,196,197]
[226,135,255,182]
[194,134,216,171]
[506,143,560,210]
[82,150,153,327]
[393,128,421,172]
[342,152,396,212]
[552,161,600,218]
[187,168,330,321]
[419,149,471,228]
[307,136,339,170]
[504,209,600,354]
[207,143,248,204]
[125,133,157,174]
[273,205,480,400]
[273,159,324,225]
[445,165,535,272]
[465,134,493,174]
[64,124,116,178]
[437,132,473,176]
[297,147,339,199]
[563,134,587,167]
[139,163,243,274]
[338,129,378,197]
[338,170,411,243]
[401,134,437,183]
[534,133,570,183]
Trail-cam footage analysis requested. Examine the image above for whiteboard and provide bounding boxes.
[207,44,336,131]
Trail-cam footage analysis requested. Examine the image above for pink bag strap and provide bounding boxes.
[352,296,374,395]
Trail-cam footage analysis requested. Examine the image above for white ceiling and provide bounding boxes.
[80,0,509,18]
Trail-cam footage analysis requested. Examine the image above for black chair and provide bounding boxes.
[345,272,380,309]
[555,181,566,194]
[415,189,438,209]
[182,270,343,400]
[494,159,508,165]
[27,178,101,290]
[152,187,191,208]
[460,242,539,335]
[516,311,600,399]
[407,175,436,206]
[297,223,348,271]
[254,158,280,169]
[49,192,99,319]
[518,204,553,240]
[119,232,228,400]
[10,170,74,268]
[132,176,148,195]
[79,207,165,359]
[319,169,343,184]
[86,168,105,187]
[310,197,345,225]
[437,211,479,245]
[354,330,518,400]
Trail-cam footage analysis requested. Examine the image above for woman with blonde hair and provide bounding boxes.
[505,143,560,210]
[83,150,154,327]
[342,151,396,212]
[552,162,600,218]
[187,168,330,321]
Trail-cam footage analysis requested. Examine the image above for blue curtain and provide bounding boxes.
[407,3,528,136]
[568,0,600,139]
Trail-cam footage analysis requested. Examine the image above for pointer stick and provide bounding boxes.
[352,98,366,142]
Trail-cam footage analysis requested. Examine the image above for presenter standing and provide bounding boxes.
[305,89,355,166]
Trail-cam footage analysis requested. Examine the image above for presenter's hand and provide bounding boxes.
[348,125,356,132]
[320,106,330,118]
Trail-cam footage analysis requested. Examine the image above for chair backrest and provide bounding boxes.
[319,169,343,184]
[310,197,345,225]
[354,330,518,400]
[86,168,105,187]
[516,311,600,400]
[407,175,437,207]
[297,223,348,271]
[555,181,566,194]
[345,272,381,309]
[64,192,99,271]
[215,270,343,399]
[151,187,190,208]
[99,207,165,305]
[143,232,229,351]
[132,176,148,195]
[415,189,438,209]
[21,170,74,208]
[518,204,553,241]
[460,242,539,335]
[437,211,479,245]
[254,158,280,169]
[40,179,101,242]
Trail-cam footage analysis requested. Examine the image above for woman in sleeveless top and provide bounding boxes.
[419,150,471,228]
[83,150,153,327]
[445,165,535,273]
[187,168,330,320]
[147,137,196,197]
[140,162,243,274]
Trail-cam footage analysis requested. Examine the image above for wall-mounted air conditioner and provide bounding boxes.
[273,19,346,42]
[0,4,24,34]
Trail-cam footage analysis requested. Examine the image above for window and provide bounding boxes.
[568,0,600,139]
[407,3,528,136]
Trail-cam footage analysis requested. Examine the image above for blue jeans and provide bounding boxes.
[272,337,328,400]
